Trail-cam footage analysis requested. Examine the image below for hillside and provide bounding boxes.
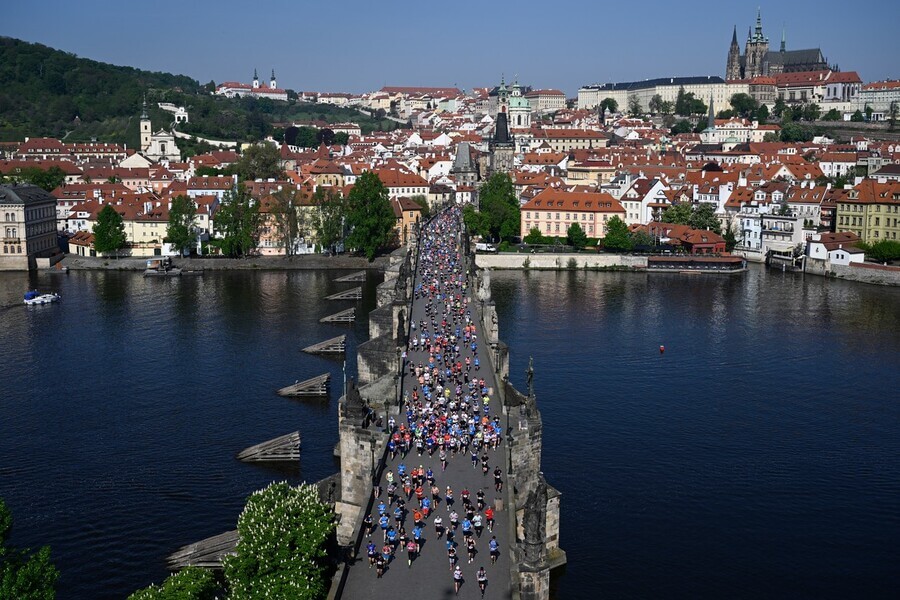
[0,36,201,142]
[0,37,403,149]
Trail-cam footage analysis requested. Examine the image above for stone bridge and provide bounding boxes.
[328,209,565,600]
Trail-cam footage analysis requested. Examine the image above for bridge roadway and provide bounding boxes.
[341,210,512,599]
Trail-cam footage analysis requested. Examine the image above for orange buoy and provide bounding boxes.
[659,345,665,354]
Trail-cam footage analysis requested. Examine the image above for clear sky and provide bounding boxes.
[3,0,898,96]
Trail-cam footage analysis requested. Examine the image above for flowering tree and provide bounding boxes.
[224,482,335,600]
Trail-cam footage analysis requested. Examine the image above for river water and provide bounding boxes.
[1,266,899,598]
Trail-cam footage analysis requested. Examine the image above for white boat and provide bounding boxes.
[24,290,60,305]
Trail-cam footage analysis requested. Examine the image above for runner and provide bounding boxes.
[477,566,488,597]
[453,565,463,595]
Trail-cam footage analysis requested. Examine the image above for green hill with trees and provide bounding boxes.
[0,37,403,150]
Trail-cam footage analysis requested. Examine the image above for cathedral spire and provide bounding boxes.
[754,7,766,42]
[780,25,786,52]
[731,25,738,46]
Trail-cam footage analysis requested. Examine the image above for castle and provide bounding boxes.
[726,9,829,80]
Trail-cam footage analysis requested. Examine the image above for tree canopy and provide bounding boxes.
[345,171,396,261]
[0,166,67,192]
[1,498,59,600]
[312,188,347,253]
[234,144,283,182]
[566,222,588,249]
[215,185,260,257]
[602,216,632,252]
[223,482,335,600]
[127,567,218,600]
[660,202,722,234]
[465,173,519,243]
[675,87,707,116]
[165,195,197,255]
[269,187,310,257]
[93,204,127,255]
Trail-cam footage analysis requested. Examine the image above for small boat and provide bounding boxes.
[24,290,60,305]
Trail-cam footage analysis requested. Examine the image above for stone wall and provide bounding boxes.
[476,252,647,270]
[0,255,29,270]
[805,256,900,286]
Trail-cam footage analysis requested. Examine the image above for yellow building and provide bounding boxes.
[835,179,900,242]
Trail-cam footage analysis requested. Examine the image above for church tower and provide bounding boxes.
[252,68,260,89]
[489,77,515,176]
[726,25,742,80]
[140,97,151,152]
[744,8,769,79]
[270,69,277,90]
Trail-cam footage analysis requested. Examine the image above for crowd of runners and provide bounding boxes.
[363,208,504,597]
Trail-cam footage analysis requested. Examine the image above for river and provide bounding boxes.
[1,266,899,598]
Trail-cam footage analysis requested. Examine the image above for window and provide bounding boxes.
[555,223,560,232]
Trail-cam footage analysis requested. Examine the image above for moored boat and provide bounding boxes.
[24,290,60,305]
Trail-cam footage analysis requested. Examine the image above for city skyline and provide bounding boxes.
[4,0,898,96]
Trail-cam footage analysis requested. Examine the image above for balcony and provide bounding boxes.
[3,237,21,244]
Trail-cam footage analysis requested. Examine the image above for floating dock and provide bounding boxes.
[320,308,355,323]
[324,286,363,301]
[303,335,346,355]
[236,431,301,462]
[334,271,367,282]
[167,530,238,569]
[277,373,330,397]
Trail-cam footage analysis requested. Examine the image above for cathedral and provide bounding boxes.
[726,10,829,80]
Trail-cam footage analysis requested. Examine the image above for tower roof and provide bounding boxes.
[493,112,511,144]
[731,25,738,46]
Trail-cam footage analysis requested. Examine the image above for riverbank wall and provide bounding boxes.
[476,252,646,270]
[59,254,388,271]
[805,257,900,286]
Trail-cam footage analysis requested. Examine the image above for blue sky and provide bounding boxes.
[4,0,898,96]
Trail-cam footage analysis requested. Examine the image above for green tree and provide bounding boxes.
[689,203,722,234]
[756,103,769,122]
[630,229,654,248]
[822,108,841,121]
[471,173,520,243]
[781,121,814,142]
[602,216,632,252]
[717,109,735,119]
[599,97,618,116]
[215,185,260,257]
[670,120,693,135]
[524,227,545,245]
[166,195,197,256]
[93,204,127,255]
[566,222,588,249]
[889,101,898,131]
[659,100,673,115]
[675,86,689,116]
[234,144,283,182]
[802,103,821,122]
[0,498,59,600]
[270,188,309,257]
[334,131,350,145]
[345,171,396,261]
[729,93,759,118]
[223,482,335,600]
[723,222,738,251]
[410,194,431,219]
[772,97,786,118]
[865,240,900,263]
[660,202,693,225]
[850,109,865,122]
[22,166,67,192]
[627,95,643,116]
[311,188,347,253]
[127,567,218,600]
[864,104,873,121]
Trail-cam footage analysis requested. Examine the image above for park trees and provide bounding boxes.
[311,188,347,254]
[127,567,217,600]
[602,216,632,252]
[599,97,618,116]
[627,95,642,116]
[223,482,335,600]
[675,87,707,116]
[165,195,197,256]
[524,227,545,245]
[345,171,396,261]
[216,185,260,257]
[566,222,588,249]
[234,144,283,182]
[659,203,721,234]
[93,204,127,256]
[269,187,310,257]
[0,498,59,600]
[466,173,520,243]
[729,93,759,118]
